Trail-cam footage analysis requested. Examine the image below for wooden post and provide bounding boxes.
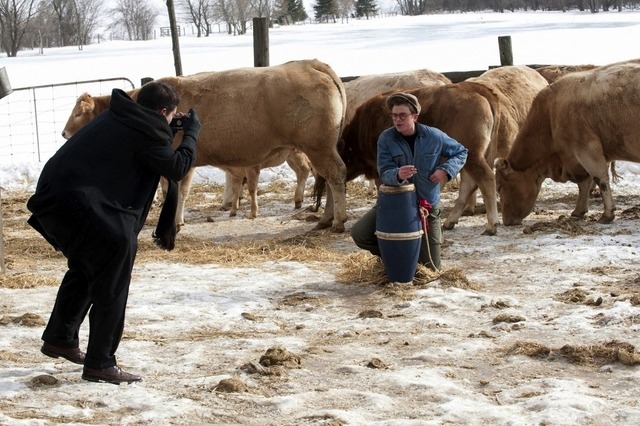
[253,17,269,67]
[0,186,5,274]
[498,36,513,66]
[166,0,183,76]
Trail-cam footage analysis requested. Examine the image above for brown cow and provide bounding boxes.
[534,64,598,83]
[495,60,640,225]
[342,69,451,195]
[334,65,548,235]
[62,59,348,231]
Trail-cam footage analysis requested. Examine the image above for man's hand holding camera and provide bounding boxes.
[171,108,201,140]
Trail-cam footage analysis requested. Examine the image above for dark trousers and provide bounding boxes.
[351,204,442,271]
[34,209,138,369]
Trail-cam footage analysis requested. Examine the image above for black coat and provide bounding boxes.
[27,89,196,251]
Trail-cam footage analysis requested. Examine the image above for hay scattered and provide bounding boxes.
[505,340,640,366]
[0,273,58,289]
[505,341,551,358]
[522,215,588,236]
[335,253,478,290]
[335,252,388,286]
[135,232,346,266]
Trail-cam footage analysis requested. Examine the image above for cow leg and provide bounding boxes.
[574,147,613,223]
[462,190,477,216]
[286,151,312,210]
[245,166,260,219]
[571,178,592,219]
[309,151,347,232]
[445,159,499,235]
[176,167,196,228]
[220,170,234,211]
[366,179,377,196]
[227,169,245,217]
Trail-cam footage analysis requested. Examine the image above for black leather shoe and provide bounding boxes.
[41,342,85,365]
[82,366,142,385]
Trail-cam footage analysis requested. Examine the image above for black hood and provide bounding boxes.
[109,89,173,141]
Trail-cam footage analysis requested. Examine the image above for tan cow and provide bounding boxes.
[332,65,548,235]
[534,64,598,83]
[344,69,451,124]
[495,60,640,225]
[63,92,312,219]
[62,59,348,231]
[223,149,313,218]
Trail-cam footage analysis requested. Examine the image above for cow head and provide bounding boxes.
[495,157,542,225]
[61,93,101,139]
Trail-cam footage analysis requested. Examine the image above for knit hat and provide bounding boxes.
[386,92,421,114]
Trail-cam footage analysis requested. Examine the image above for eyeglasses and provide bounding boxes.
[390,113,413,121]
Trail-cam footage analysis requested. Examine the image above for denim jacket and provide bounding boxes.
[377,123,468,206]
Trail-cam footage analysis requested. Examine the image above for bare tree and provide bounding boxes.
[109,0,159,41]
[215,0,254,35]
[179,0,214,37]
[250,0,272,18]
[0,0,39,56]
[51,0,74,46]
[73,0,104,49]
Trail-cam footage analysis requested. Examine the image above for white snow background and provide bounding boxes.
[1,10,640,426]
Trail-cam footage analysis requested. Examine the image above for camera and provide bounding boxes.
[170,113,190,130]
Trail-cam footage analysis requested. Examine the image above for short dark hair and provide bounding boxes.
[136,81,180,111]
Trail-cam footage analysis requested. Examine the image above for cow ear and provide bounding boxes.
[79,100,94,114]
[494,158,510,173]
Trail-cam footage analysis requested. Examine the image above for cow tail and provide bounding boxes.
[311,59,347,132]
[610,161,620,184]
[312,175,327,212]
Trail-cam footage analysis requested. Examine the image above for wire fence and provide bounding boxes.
[0,77,136,163]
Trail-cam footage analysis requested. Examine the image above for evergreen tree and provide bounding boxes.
[355,0,377,18]
[289,0,308,22]
[313,0,335,22]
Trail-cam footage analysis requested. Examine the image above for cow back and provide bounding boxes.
[155,59,346,168]
[344,69,450,124]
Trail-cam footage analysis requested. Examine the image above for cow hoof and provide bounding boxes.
[481,228,497,236]
[597,215,614,224]
[443,222,456,231]
[330,224,345,233]
[229,212,237,218]
[294,201,302,209]
[314,221,332,231]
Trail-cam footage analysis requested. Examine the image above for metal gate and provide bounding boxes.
[0,77,135,163]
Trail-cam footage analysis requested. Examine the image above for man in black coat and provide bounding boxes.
[27,81,200,384]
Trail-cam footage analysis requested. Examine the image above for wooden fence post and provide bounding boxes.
[1,186,5,274]
[0,67,12,99]
[498,36,513,66]
[253,17,269,67]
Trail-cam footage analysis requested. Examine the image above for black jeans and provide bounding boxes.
[33,206,138,370]
[351,204,442,271]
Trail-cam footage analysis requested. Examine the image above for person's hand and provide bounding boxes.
[429,168,448,183]
[398,165,417,181]
[182,108,201,140]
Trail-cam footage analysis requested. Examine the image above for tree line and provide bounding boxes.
[0,0,638,57]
